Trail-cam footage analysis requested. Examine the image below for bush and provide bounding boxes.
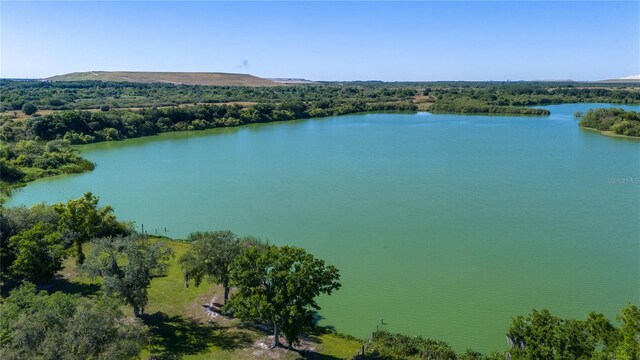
[22,103,37,115]
[579,108,640,137]
[0,283,147,359]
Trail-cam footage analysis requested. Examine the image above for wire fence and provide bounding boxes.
[355,318,387,358]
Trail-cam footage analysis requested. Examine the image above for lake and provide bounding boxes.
[7,103,640,352]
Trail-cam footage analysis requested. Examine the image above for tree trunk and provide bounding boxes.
[223,286,230,304]
[75,240,85,265]
[271,322,281,349]
[133,304,140,317]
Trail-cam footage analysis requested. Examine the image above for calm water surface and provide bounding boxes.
[8,104,640,352]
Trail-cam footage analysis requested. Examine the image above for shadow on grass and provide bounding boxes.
[143,311,251,359]
[300,352,346,360]
[1,276,102,298]
[48,276,102,297]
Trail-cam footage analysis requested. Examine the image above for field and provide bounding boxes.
[46,71,280,87]
[52,240,362,360]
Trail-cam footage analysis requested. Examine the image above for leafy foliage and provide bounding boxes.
[0,283,146,360]
[54,192,129,264]
[366,331,458,359]
[178,230,253,304]
[617,305,640,360]
[84,235,174,316]
[430,97,550,115]
[0,203,60,281]
[225,245,341,347]
[0,139,94,195]
[578,108,640,137]
[506,306,640,360]
[21,103,37,115]
[8,222,67,282]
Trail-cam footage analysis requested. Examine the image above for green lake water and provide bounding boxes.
[7,103,640,352]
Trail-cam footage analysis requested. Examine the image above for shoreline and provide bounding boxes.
[4,104,639,202]
[580,126,640,140]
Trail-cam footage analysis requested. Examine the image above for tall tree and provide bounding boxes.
[178,230,245,304]
[84,235,173,317]
[225,245,341,348]
[54,192,128,264]
[8,222,67,283]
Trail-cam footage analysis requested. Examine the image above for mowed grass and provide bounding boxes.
[53,239,361,359]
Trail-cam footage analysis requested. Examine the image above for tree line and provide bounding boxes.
[429,98,550,115]
[0,80,419,112]
[1,80,638,113]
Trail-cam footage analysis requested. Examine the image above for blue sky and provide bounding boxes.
[1,1,639,81]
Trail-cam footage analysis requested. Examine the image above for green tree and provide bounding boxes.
[9,222,67,283]
[21,103,37,115]
[54,192,128,264]
[0,203,60,281]
[507,309,598,360]
[367,330,458,360]
[585,312,619,357]
[179,230,245,304]
[0,283,146,360]
[616,304,640,360]
[84,235,173,317]
[225,245,341,348]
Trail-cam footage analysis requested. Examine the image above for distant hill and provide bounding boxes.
[45,71,279,86]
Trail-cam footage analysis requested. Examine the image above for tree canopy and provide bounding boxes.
[178,230,247,304]
[54,192,129,264]
[8,222,67,283]
[506,306,640,359]
[21,103,37,115]
[578,108,640,137]
[84,235,173,317]
[225,245,341,348]
[0,283,146,360]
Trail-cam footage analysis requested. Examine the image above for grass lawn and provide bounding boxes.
[51,239,362,359]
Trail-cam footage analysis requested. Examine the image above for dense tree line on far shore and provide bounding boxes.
[1,80,638,112]
[0,80,419,111]
[429,98,550,115]
[5,101,415,145]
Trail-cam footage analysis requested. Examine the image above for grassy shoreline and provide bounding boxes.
[579,126,640,139]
